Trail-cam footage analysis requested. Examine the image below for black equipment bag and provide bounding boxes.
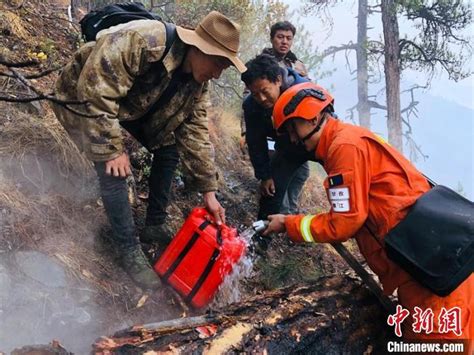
[384,185,474,297]
[80,2,161,42]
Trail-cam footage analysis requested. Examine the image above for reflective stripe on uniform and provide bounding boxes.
[300,215,316,242]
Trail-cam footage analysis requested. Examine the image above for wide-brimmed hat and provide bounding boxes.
[176,11,246,73]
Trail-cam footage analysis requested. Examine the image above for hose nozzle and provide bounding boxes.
[252,220,269,233]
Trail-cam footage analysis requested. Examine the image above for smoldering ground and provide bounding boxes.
[0,110,184,352]
[0,152,102,352]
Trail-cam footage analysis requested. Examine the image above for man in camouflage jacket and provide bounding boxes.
[52,11,246,289]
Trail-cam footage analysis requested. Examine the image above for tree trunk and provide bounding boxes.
[357,0,371,128]
[381,0,403,152]
[93,275,391,353]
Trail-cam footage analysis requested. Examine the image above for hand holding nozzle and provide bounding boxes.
[252,220,269,234]
[261,214,286,236]
[251,220,270,255]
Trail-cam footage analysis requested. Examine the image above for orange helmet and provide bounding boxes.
[272,82,334,132]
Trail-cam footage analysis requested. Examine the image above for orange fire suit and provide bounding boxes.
[285,117,473,344]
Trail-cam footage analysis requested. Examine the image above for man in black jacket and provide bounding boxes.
[241,54,314,219]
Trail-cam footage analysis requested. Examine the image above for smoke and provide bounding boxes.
[0,152,105,353]
[0,255,101,353]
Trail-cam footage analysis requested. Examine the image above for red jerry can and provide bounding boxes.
[154,207,246,308]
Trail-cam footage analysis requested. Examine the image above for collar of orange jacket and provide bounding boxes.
[315,116,339,162]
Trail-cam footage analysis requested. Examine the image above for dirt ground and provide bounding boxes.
[0,0,368,352]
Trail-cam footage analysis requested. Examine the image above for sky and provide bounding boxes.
[283,0,474,199]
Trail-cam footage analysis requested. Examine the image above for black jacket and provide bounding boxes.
[243,68,312,180]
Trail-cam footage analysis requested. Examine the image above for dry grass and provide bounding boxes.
[0,103,126,296]
[0,108,91,178]
[0,168,122,296]
[0,11,29,40]
[209,108,243,162]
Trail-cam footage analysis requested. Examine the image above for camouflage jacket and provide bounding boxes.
[53,20,217,192]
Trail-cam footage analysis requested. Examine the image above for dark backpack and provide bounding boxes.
[80,2,162,42]
[383,184,474,297]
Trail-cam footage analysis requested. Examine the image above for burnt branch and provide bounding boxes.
[367,3,381,14]
[1,89,98,118]
[24,66,63,79]
[346,104,358,124]
[401,84,428,108]
[150,0,174,8]
[398,84,426,162]
[345,49,355,74]
[0,66,62,79]
[320,42,358,60]
[367,100,387,110]
[36,14,80,26]
[401,100,419,115]
[1,68,99,118]
[404,132,429,162]
[0,59,40,68]
[0,95,45,103]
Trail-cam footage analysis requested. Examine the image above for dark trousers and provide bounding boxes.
[95,162,138,250]
[258,151,309,220]
[94,144,179,248]
[145,144,179,225]
[120,119,180,225]
[280,162,310,214]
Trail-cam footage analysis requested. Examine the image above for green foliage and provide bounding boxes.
[38,38,56,56]
[397,0,472,81]
[172,0,250,26]
[79,0,323,109]
[171,0,324,109]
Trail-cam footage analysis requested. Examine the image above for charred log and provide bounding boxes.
[93,275,392,354]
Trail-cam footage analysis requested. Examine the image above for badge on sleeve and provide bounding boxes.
[328,174,350,212]
[328,174,343,187]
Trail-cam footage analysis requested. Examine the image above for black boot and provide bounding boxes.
[140,223,174,246]
[120,246,162,289]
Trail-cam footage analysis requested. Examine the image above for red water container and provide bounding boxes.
[154,207,246,308]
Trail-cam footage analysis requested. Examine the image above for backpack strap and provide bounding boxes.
[287,67,307,85]
[163,22,177,59]
[134,22,182,120]
[118,22,179,145]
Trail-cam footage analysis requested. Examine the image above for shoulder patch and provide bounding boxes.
[328,174,343,187]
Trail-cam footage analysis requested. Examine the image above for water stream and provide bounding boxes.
[210,227,259,308]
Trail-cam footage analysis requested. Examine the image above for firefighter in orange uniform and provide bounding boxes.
[263,82,473,347]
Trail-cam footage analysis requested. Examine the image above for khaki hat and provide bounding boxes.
[176,11,246,73]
